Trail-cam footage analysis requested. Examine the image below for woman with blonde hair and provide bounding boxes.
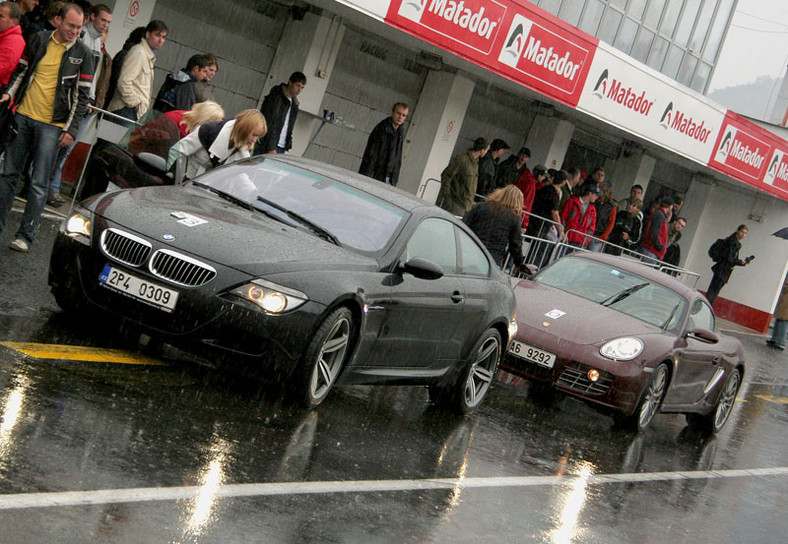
[462,184,526,269]
[172,100,225,137]
[175,109,267,182]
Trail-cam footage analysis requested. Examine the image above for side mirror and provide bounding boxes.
[401,257,444,280]
[136,151,168,173]
[687,327,720,343]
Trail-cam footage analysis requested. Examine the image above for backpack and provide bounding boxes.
[153,74,185,113]
[708,238,725,262]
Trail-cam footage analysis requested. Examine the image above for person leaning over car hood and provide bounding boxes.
[174,109,266,182]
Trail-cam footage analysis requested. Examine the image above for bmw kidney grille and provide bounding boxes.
[101,228,216,287]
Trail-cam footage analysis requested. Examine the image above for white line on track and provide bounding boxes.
[1,467,786,510]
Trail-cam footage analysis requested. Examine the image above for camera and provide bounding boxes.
[745,255,755,263]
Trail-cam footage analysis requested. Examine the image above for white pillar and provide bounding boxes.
[525,115,574,170]
[261,12,346,157]
[398,72,476,198]
[609,152,656,201]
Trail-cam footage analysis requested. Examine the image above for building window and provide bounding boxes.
[662,44,684,79]
[632,28,655,64]
[559,1,584,27]
[598,8,623,44]
[647,36,669,71]
[578,0,606,36]
[658,0,683,39]
[689,0,718,52]
[703,0,736,63]
[643,0,666,29]
[627,0,648,21]
[691,62,712,93]
[538,0,562,16]
[614,18,639,54]
[674,0,702,47]
[677,53,698,86]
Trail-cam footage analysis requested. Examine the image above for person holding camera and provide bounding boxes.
[706,224,754,306]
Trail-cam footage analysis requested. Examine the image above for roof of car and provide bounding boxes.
[561,251,701,300]
[261,155,440,215]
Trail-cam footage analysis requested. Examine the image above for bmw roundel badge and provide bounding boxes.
[162,234,176,241]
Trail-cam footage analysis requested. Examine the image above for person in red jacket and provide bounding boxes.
[0,2,25,87]
[639,194,674,262]
[561,182,600,249]
[513,164,537,229]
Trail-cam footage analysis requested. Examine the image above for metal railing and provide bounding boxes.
[505,211,700,288]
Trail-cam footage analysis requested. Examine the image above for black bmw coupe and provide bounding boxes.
[49,156,516,411]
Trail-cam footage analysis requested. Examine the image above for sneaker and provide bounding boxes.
[46,195,64,208]
[8,238,30,252]
[51,192,66,203]
[766,339,776,346]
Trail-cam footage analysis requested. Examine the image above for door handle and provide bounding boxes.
[451,291,464,303]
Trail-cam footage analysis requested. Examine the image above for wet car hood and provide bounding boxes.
[90,186,379,275]
[512,279,663,346]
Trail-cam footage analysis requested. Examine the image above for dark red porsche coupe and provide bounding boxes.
[502,252,746,433]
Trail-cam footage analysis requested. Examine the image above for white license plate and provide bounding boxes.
[99,265,178,312]
[508,340,556,368]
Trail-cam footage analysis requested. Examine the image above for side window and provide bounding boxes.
[405,218,457,275]
[457,227,490,276]
[688,299,715,331]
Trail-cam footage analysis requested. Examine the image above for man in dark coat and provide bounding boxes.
[706,224,753,305]
[358,102,408,185]
[663,217,686,268]
[254,71,306,155]
[477,138,509,196]
[495,146,529,189]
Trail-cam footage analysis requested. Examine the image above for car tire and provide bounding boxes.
[431,329,501,415]
[51,282,87,315]
[297,307,354,408]
[686,368,741,435]
[615,363,669,432]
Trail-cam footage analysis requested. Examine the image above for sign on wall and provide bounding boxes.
[385,0,598,107]
[577,43,725,167]
[338,0,788,202]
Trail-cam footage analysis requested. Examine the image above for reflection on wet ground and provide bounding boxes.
[0,218,786,543]
[0,324,786,542]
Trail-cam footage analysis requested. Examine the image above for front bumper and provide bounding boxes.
[49,228,326,373]
[501,338,650,414]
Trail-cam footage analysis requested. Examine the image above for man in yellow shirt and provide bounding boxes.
[0,3,94,252]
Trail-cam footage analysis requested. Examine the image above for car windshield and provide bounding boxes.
[534,258,687,330]
[192,158,408,252]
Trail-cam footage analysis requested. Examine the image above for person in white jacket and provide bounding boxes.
[175,108,266,182]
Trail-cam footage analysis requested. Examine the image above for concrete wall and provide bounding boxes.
[306,27,426,171]
[151,0,287,116]
[453,83,535,159]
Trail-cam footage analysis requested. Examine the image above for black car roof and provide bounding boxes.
[563,251,701,300]
[259,155,438,214]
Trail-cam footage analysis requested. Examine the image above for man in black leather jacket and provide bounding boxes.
[254,71,306,155]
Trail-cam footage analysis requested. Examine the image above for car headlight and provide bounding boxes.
[600,337,643,361]
[230,279,308,314]
[508,314,518,342]
[64,212,92,240]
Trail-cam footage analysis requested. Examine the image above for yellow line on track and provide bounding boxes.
[0,342,168,366]
[754,394,788,405]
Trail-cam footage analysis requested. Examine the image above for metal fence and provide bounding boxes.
[505,211,701,288]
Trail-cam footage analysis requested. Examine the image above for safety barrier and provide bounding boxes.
[506,211,700,288]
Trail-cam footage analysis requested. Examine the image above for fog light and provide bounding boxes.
[587,369,600,382]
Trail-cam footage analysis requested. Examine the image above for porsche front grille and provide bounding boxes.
[100,228,151,267]
[557,364,613,395]
[150,249,216,287]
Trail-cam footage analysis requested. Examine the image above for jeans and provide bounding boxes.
[0,114,63,244]
[639,246,661,266]
[50,113,96,195]
[769,319,788,348]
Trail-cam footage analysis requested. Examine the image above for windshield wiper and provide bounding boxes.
[256,195,339,245]
[600,282,650,307]
[193,182,257,212]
